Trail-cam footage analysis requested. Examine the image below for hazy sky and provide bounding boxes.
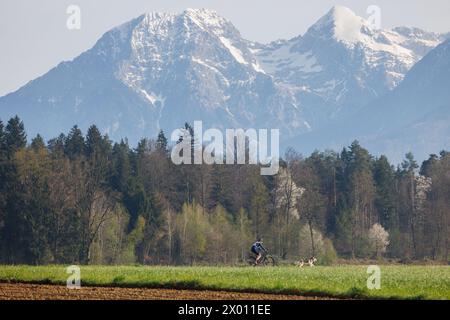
[1,0,449,96]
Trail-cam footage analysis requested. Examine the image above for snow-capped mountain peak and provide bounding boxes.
[254,5,446,124]
[182,8,231,34]
[0,7,448,163]
[308,5,372,44]
[91,8,296,136]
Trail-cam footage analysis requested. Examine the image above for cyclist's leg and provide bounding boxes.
[255,251,262,264]
[250,248,257,265]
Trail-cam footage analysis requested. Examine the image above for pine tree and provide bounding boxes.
[64,125,85,158]
[111,141,131,192]
[156,130,168,153]
[338,141,376,257]
[401,152,419,258]
[5,116,27,156]
[402,152,418,172]
[0,120,5,157]
[85,125,102,155]
[136,138,150,158]
[85,125,112,180]
[373,155,398,231]
[420,154,438,177]
[47,133,66,158]
[31,134,46,151]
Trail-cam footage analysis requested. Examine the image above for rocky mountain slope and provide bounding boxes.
[0,6,447,161]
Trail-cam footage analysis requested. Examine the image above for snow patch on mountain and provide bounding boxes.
[219,37,247,64]
[257,42,322,74]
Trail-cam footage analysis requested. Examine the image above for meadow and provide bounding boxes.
[0,265,448,300]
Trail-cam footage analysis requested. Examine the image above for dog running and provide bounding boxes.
[295,256,317,267]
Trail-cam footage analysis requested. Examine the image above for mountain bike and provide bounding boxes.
[247,249,277,266]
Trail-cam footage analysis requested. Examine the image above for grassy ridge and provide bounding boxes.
[0,265,448,299]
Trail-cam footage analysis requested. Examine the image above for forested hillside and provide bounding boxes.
[0,116,448,265]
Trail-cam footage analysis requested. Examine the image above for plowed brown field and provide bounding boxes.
[0,283,331,300]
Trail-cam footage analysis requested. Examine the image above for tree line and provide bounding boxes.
[0,116,448,265]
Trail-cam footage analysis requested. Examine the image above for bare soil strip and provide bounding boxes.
[0,283,331,300]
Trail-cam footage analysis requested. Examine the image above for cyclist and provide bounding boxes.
[250,238,267,265]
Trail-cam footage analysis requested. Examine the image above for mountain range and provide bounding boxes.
[0,5,449,162]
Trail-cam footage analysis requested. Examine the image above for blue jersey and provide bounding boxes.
[251,241,265,254]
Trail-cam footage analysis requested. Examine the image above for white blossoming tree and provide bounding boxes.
[368,223,390,258]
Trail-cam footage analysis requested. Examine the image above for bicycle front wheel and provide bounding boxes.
[263,255,276,266]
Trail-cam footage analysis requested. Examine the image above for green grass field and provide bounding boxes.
[0,265,448,299]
